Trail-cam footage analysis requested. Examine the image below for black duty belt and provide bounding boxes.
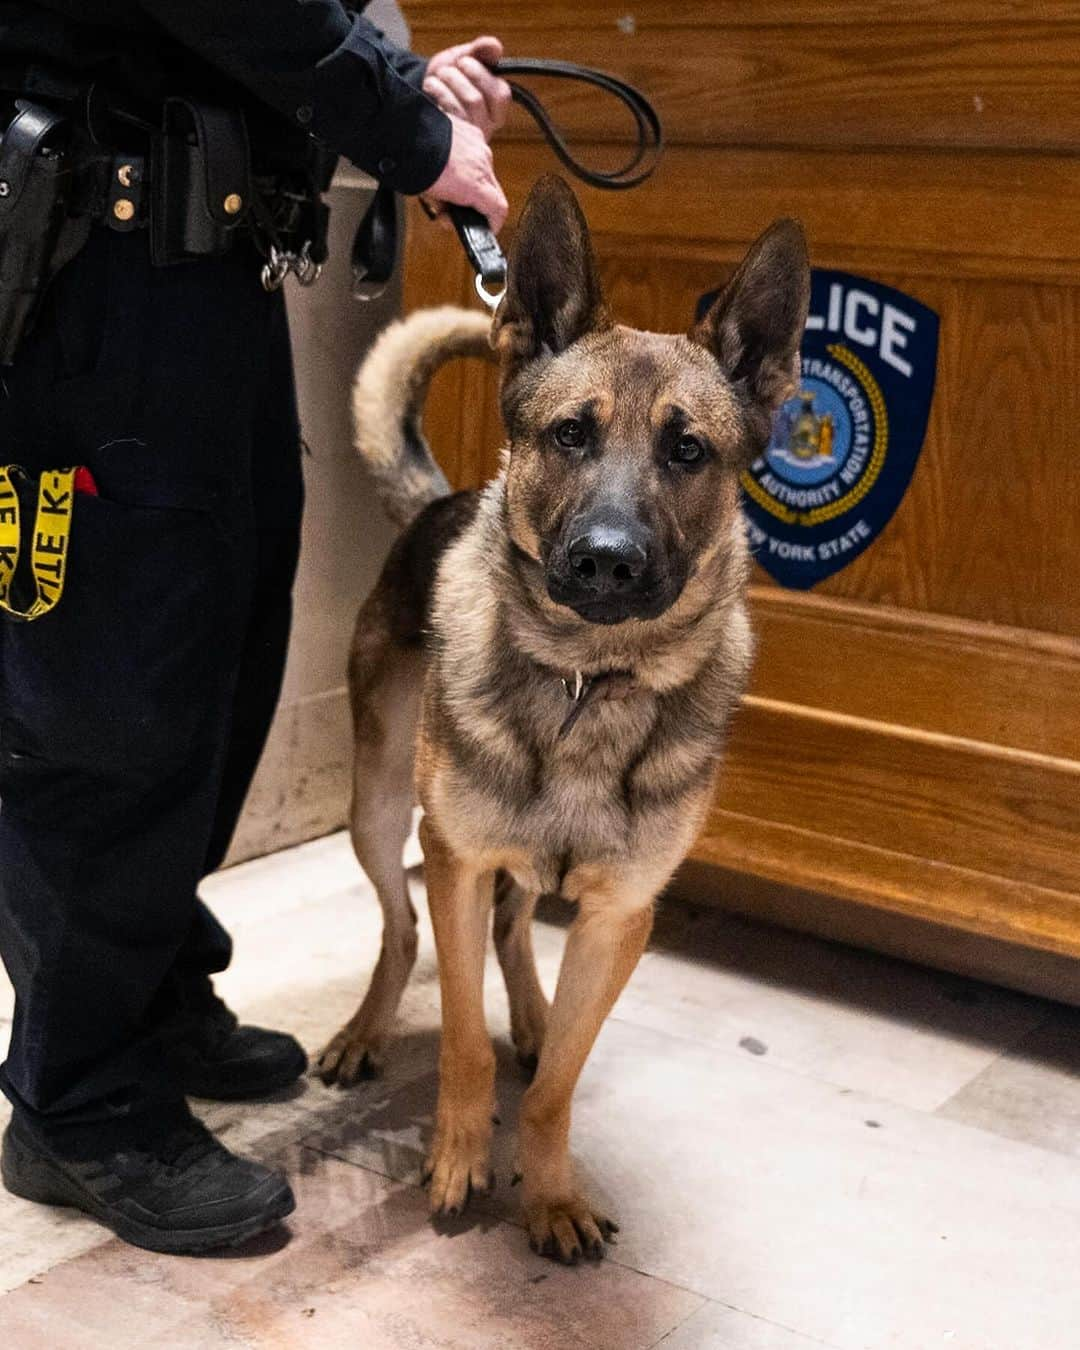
[0,87,323,361]
[351,57,664,309]
[0,81,330,273]
[74,99,326,286]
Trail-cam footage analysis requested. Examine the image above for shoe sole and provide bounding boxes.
[2,1131,295,1256]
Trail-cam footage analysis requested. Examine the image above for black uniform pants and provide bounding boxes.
[0,226,303,1130]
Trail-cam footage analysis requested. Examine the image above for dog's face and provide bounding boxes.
[493,177,810,626]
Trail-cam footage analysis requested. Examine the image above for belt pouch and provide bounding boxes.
[150,99,251,266]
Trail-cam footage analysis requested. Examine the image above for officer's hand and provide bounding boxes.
[427,115,509,233]
[423,36,512,142]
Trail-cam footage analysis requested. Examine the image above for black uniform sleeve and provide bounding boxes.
[136,0,452,194]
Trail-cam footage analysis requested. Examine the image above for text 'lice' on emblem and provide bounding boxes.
[697,269,940,589]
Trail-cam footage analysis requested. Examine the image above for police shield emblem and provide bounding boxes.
[697,269,939,589]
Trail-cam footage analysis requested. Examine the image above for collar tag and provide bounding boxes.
[561,669,585,702]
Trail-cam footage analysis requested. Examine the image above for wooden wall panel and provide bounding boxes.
[718,697,1080,894]
[479,144,1080,282]
[409,3,1080,30]
[747,591,1080,760]
[693,812,1080,957]
[410,19,1080,154]
[400,2,1080,977]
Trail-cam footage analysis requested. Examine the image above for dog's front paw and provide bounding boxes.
[314,1021,386,1087]
[524,1190,619,1264]
[423,1115,494,1217]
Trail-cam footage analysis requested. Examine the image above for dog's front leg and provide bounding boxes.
[518,877,655,1263]
[421,816,497,1216]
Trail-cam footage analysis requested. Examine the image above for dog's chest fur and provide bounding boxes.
[420,477,754,894]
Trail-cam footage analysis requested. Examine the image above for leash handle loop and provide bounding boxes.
[495,59,664,192]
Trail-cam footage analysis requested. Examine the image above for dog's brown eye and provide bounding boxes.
[555,419,587,449]
[673,434,705,464]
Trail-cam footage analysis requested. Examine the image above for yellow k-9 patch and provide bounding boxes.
[0,465,76,621]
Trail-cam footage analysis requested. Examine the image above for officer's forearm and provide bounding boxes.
[136,0,452,194]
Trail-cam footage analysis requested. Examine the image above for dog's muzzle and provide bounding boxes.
[546,517,676,624]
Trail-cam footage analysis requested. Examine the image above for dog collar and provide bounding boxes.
[558,667,637,740]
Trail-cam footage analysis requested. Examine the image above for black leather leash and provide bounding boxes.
[352,58,664,305]
[497,58,663,192]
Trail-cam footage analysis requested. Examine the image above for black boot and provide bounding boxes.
[1,1105,295,1254]
[165,977,308,1101]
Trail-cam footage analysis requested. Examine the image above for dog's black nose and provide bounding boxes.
[568,525,649,590]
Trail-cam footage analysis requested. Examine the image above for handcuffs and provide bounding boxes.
[261,238,322,292]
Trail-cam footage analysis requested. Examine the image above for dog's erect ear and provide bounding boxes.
[493,175,610,369]
[691,219,810,437]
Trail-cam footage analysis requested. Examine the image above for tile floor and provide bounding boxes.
[1,831,1078,1349]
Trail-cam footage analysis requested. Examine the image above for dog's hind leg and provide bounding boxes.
[492,873,549,1077]
[316,644,423,1086]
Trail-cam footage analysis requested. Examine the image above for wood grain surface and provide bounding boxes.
[408,3,1080,31]
[693,811,1080,957]
[462,144,1080,280]
[718,696,1080,894]
[411,17,1080,154]
[747,590,1080,760]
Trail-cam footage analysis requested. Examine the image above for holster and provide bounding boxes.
[0,101,90,365]
[149,99,251,266]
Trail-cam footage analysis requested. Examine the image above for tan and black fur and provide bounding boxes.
[318,177,810,1263]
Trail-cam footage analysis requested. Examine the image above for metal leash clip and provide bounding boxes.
[561,670,586,702]
[474,271,505,312]
[260,240,323,293]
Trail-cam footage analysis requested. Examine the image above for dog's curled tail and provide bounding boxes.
[352,305,494,529]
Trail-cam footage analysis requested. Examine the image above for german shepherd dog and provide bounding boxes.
[317,177,810,1263]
